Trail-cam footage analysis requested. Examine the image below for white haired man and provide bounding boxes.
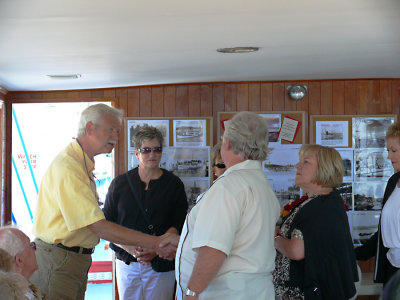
[30,104,177,300]
[174,111,280,299]
[0,227,38,279]
[0,227,42,299]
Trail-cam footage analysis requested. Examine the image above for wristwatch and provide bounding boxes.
[185,287,200,297]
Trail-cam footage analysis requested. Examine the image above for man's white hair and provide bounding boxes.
[76,103,124,137]
[223,111,270,160]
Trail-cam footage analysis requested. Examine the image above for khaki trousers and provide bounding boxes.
[30,239,92,300]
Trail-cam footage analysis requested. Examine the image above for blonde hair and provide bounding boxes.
[386,122,400,141]
[299,144,344,188]
[211,143,222,165]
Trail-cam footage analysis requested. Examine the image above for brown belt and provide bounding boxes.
[56,243,94,255]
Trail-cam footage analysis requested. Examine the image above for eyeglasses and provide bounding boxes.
[137,147,162,154]
[214,162,226,169]
[29,241,37,250]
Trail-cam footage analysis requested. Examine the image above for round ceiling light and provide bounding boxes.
[287,84,307,101]
[217,47,259,53]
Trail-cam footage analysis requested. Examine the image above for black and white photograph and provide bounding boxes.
[167,147,210,178]
[354,150,393,180]
[127,150,168,171]
[127,119,169,151]
[354,181,385,211]
[337,149,353,182]
[180,178,210,210]
[353,116,394,149]
[350,211,380,245]
[263,146,300,208]
[259,114,281,143]
[173,119,206,147]
[337,182,353,210]
[316,121,349,147]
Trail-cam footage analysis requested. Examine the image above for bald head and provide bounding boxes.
[0,227,26,256]
[0,227,38,279]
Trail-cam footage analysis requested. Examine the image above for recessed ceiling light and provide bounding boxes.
[46,74,82,80]
[217,47,259,53]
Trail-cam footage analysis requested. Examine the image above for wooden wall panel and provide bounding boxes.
[392,80,400,121]
[151,87,164,117]
[139,87,151,116]
[224,84,236,111]
[321,81,333,114]
[176,86,189,117]
[249,83,260,111]
[236,83,249,111]
[200,84,213,116]
[260,83,273,111]
[272,82,285,111]
[379,80,392,114]
[126,88,139,117]
[332,81,345,115]
[344,80,358,114]
[308,81,321,115]
[164,86,176,116]
[188,85,201,117]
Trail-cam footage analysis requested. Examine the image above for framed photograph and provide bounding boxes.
[350,211,380,245]
[173,119,206,147]
[180,178,210,210]
[263,146,300,208]
[353,116,395,149]
[354,181,386,211]
[259,114,281,144]
[316,121,349,147]
[337,149,353,182]
[167,147,210,178]
[127,119,169,151]
[354,150,393,181]
[337,182,353,210]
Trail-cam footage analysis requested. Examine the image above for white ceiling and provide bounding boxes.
[0,0,399,92]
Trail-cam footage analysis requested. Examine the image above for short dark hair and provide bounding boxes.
[133,126,164,149]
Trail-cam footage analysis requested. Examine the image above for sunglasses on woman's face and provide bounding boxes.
[214,162,226,169]
[137,147,162,154]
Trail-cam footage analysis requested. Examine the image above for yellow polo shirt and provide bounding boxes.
[33,140,105,248]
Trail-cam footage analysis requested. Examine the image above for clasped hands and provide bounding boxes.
[125,232,180,262]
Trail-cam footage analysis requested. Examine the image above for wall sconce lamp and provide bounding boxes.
[287,84,307,101]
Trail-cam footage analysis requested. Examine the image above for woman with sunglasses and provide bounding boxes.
[103,126,188,300]
[211,142,226,179]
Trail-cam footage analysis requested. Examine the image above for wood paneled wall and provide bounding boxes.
[4,78,400,224]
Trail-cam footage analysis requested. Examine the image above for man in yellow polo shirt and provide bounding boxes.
[30,104,177,300]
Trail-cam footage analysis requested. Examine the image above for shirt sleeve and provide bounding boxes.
[191,184,243,255]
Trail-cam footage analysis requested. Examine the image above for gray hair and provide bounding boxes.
[133,126,164,149]
[77,104,123,137]
[223,111,269,160]
[0,227,25,257]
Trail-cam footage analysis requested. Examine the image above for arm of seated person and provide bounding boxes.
[275,235,305,261]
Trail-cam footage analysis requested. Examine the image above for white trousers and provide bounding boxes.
[116,259,175,300]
